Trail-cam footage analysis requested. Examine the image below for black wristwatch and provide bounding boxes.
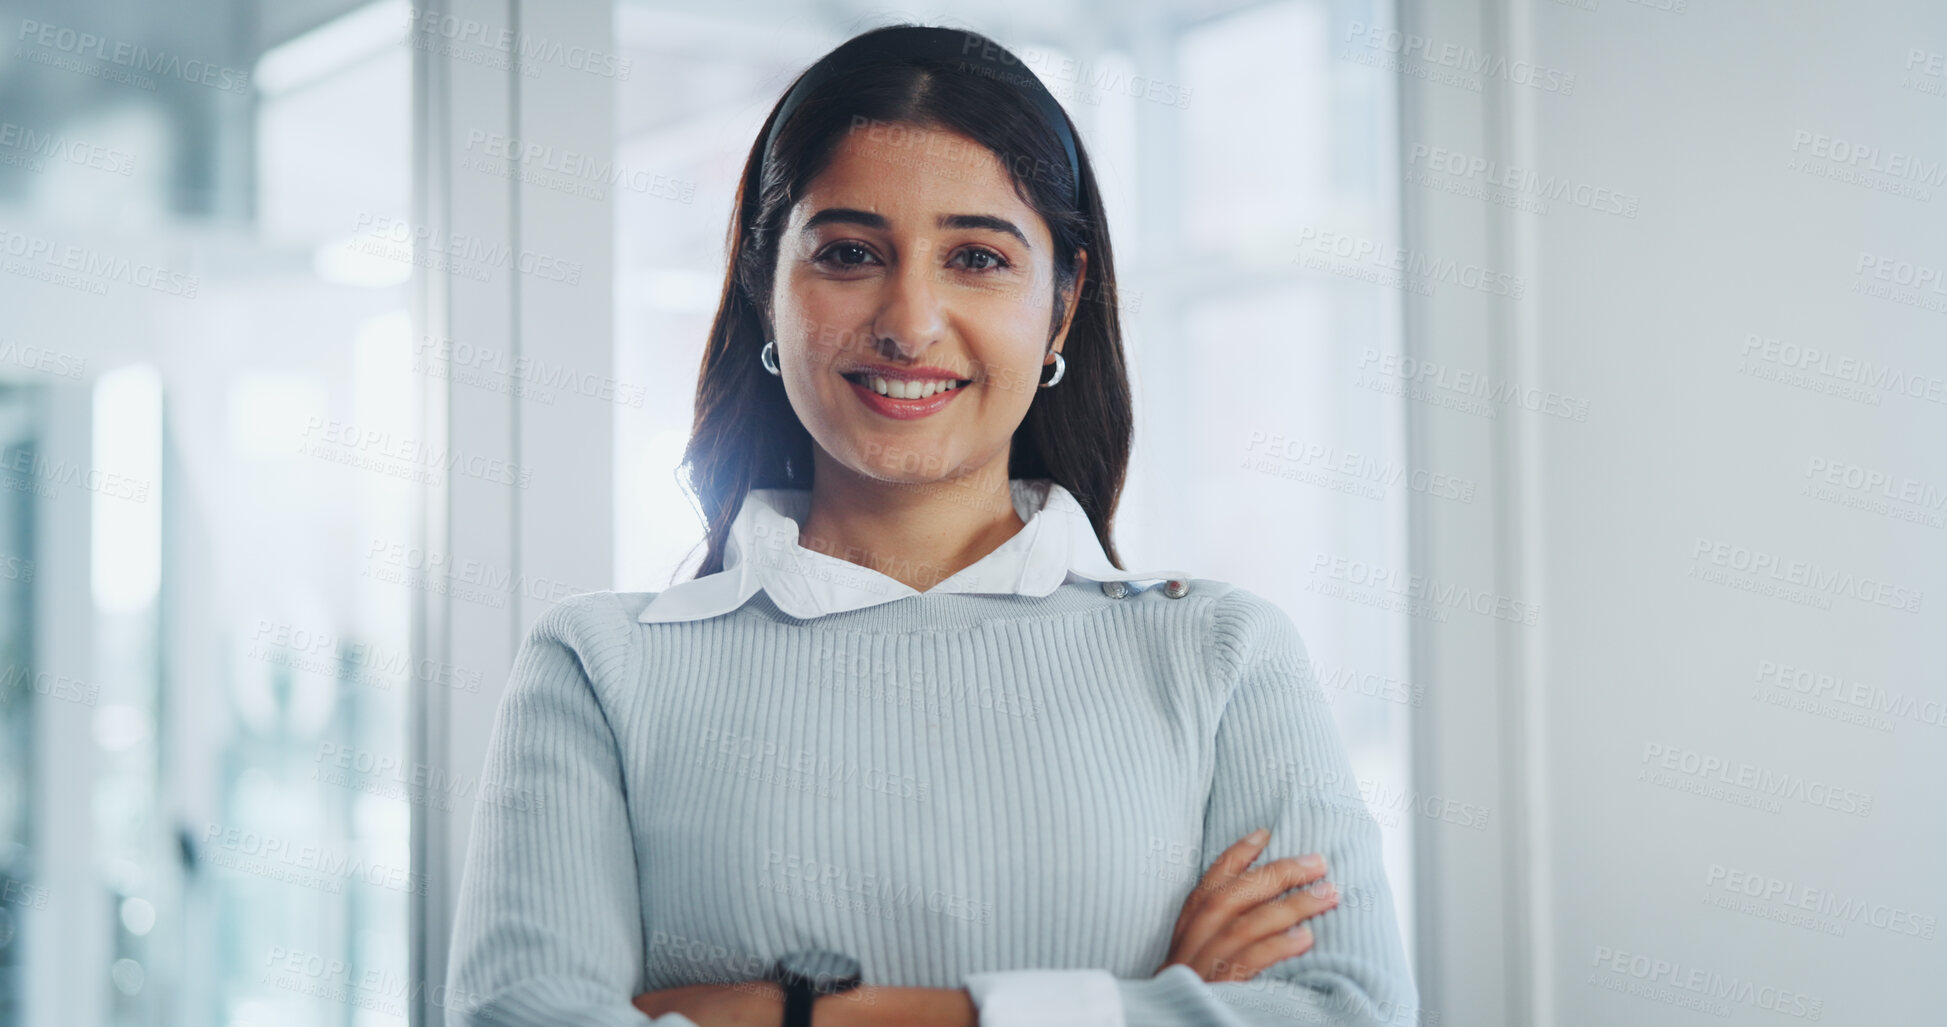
[767,949,863,1027]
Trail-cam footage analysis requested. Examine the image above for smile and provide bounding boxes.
[840,372,971,399]
[840,372,972,420]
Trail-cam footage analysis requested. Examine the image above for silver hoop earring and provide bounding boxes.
[761,338,781,376]
[1038,351,1066,388]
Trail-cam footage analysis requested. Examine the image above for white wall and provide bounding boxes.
[1402,1,1947,1024]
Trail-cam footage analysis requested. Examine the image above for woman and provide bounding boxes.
[445,23,1418,1027]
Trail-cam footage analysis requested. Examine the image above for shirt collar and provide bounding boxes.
[637,478,1190,623]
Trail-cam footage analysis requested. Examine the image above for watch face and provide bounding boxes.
[776,949,862,993]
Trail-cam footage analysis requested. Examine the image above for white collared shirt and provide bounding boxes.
[638,478,1190,624]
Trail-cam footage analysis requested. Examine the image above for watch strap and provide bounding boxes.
[772,950,861,1027]
[781,977,817,1027]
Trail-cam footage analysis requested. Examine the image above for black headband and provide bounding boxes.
[760,26,1082,199]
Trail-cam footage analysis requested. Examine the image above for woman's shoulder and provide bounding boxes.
[1170,578,1314,684]
[529,589,639,630]
[598,589,662,622]
[504,591,664,707]
[1166,577,1299,633]
[519,591,653,670]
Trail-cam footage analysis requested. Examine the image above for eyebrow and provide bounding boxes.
[802,207,1032,251]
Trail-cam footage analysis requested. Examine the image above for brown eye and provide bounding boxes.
[953,247,1010,272]
[816,242,877,269]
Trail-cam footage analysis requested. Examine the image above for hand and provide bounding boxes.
[632,980,785,1026]
[1158,829,1339,982]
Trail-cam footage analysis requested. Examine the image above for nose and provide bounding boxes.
[869,244,948,360]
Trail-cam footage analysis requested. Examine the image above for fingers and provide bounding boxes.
[1191,876,1339,972]
[1171,829,1271,950]
[1210,921,1319,982]
[1173,852,1330,967]
[1204,829,1274,890]
[1219,852,1332,909]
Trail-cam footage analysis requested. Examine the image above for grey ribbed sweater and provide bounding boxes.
[444,580,1421,1026]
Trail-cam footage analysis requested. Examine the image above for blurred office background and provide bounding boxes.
[0,0,1939,1025]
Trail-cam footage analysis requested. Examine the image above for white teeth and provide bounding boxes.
[866,375,958,399]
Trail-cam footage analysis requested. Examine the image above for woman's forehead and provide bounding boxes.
[794,124,1042,236]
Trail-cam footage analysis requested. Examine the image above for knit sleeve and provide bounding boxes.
[960,586,1422,1027]
[443,592,695,1027]
[1115,585,1421,1027]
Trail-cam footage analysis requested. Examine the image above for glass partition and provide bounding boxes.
[0,1,415,1023]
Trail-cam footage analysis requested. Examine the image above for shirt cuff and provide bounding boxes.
[961,968,1124,1027]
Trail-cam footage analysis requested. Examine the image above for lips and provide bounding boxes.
[840,370,971,400]
[842,373,969,420]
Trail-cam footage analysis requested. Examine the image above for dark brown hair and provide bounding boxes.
[676,23,1136,581]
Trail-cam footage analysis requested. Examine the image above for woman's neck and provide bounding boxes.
[795,454,1028,592]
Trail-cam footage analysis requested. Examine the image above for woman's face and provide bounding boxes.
[768,119,1085,488]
